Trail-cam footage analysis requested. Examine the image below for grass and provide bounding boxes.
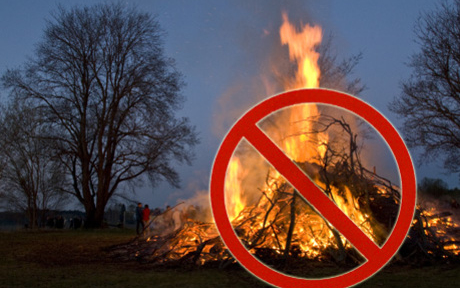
[0,229,266,288]
[0,229,459,287]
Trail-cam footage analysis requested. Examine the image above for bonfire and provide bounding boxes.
[109,12,460,273]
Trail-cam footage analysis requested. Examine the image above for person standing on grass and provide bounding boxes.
[142,204,151,232]
[135,202,144,234]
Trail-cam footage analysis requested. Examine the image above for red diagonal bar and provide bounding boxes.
[244,124,381,260]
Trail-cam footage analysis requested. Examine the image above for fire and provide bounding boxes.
[224,158,245,221]
[223,12,380,262]
[279,11,322,89]
[415,206,460,256]
[122,11,460,270]
[279,12,327,164]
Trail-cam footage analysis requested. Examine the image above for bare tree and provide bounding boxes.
[389,0,460,176]
[318,34,365,96]
[0,101,68,228]
[2,3,198,228]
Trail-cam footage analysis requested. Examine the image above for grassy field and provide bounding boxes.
[0,229,459,288]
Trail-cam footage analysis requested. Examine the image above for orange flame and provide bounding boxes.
[225,157,245,221]
[224,12,378,258]
[280,11,322,89]
[279,12,326,163]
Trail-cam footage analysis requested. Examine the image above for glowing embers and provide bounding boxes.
[410,206,460,257]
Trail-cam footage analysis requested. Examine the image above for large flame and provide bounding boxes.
[279,11,322,89]
[279,12,327,164]
[224,12,379,258]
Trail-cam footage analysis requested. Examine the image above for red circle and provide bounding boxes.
[210,89,416,288]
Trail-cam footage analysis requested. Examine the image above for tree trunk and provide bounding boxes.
[26,192,38,229]
[82,188,109,228]
[83,206,105,228]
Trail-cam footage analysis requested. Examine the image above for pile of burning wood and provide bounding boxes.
[108,178,459,270]
[400,204,460,264]
[108,115,460,270]
[108,12,460,271]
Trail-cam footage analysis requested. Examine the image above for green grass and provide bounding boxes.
[0,229,459,287]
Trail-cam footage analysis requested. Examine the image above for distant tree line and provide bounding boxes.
[418,177,460,200]
[0,209,85,230]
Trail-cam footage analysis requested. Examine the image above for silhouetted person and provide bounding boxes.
[119,204,126,228]
[142,204,151,231]
[55,216,64,229]
[70,216,82,229]
[46,216,55,228]
[135,203,144,234]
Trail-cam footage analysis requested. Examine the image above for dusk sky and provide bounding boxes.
[0,0,449,209]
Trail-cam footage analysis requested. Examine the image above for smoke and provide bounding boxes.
[186,0,400,221]
[166,169,212,221]
[178,189,213,222]
[212,1,318,138]
[211,2,370,213]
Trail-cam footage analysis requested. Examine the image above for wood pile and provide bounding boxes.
[108,115,460,268]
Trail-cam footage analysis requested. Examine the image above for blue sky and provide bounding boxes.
[0,0,450,209]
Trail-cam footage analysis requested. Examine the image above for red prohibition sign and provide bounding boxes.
[210,89,416,288]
